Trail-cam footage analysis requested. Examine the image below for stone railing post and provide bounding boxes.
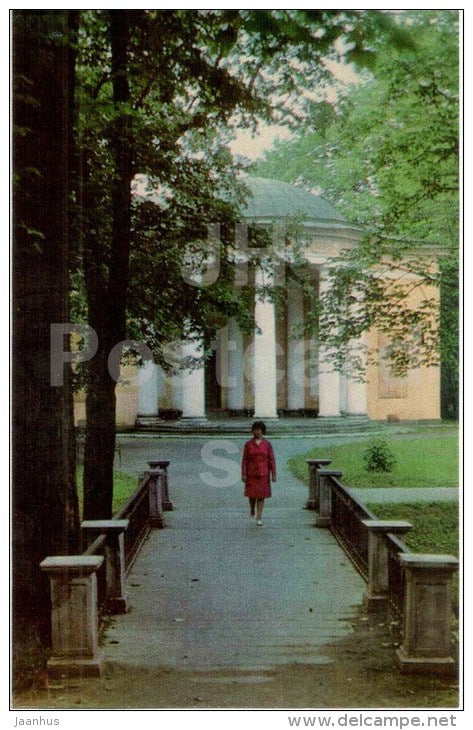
[147,468,165,528]
[148,459,173,510]
[315,469,343,527]
[361,520,413,611]
[396,553,459,675]
[305,459,332,510]
[40,555,104,678]
[81,520,129,614]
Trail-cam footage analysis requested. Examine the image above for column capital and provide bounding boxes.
[317,469,343,478]
[148,460,170,469]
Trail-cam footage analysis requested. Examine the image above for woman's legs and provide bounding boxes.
[249,497,256,516]
[256,498,265,522]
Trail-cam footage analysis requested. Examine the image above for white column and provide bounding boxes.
[226,317,245,411]
[339,372,348,414]
[138,360,159,415]
[253,264,278,418]
[318,270,341,417]
[286,284,305,410]
[346,336,368,415]
[172,339,206,418]
[346,289,368,415]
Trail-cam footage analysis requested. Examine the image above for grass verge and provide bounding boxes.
[288,435,459,488]
[76,465,139,518]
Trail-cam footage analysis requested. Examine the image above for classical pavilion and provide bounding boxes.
[74,177,442,427]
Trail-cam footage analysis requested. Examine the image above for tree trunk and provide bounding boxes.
[82,11,133,520]
[12,10,80,651]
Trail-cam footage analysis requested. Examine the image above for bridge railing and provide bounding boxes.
[307,462,458,676]
[39,460,172,679]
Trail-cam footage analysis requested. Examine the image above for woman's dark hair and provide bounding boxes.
[251,420,266,434]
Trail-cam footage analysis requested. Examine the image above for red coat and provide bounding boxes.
[242,438,277,499]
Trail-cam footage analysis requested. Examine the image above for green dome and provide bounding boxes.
[241,176,346,225]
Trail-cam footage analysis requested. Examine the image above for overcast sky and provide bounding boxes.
[228,57,361,161]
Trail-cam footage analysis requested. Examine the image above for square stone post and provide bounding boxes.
[148,468,165,528]
[361,520,413,611]
[396,553,459,675]
[315,469,343,527]
[40,555,104,678]
[148,459,173,510]
[81,520,129,614]
[305,459,332,510]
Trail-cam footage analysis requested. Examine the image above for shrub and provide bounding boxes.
[362,439,397,473]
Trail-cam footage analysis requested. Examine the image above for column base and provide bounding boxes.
[315,516,331,528]
[163,500,174,511]
[47,652,104,679]
[226,409,254,418]
[395,647,457,676]
[363,593,388,612]
[305,500,318,511]
[107,596,128,614]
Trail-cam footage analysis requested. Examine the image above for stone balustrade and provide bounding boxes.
[307,464,459,675]
[147,468,166,528]
[396,553,459,675]
[305,458,331,510]
[82,519,129,614]
[40,555,104,678]
[40,458,172,679]
[314,469,343,527]
[361,520,413,611]
[148,459,173,510]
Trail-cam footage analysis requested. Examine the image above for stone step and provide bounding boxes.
[134,415,382,435]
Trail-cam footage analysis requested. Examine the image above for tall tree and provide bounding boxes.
[12,10,80,656]
[75,9,414,519]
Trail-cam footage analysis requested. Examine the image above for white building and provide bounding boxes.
[75,177,442,427]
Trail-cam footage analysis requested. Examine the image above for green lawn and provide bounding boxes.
[288,435,459,489]
[368,501,460,615]
[76,466,139,518]
[367,502,459,556]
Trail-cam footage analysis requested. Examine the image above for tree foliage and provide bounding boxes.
[255,10,459,409]
[73,9,415,518]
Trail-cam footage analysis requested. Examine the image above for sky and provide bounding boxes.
[228,57,362,162]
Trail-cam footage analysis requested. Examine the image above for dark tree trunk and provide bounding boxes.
[12,10,80,651]
[82,11,133,520]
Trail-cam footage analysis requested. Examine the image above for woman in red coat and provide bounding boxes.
[241,421,277,526]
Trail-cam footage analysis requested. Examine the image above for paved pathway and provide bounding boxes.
[106,437,365,671]
[105,434,457,673]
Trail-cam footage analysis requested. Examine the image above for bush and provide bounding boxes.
[362,439,397,473]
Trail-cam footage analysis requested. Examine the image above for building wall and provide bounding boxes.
[74,363,139,429]
[365,276,441,421]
